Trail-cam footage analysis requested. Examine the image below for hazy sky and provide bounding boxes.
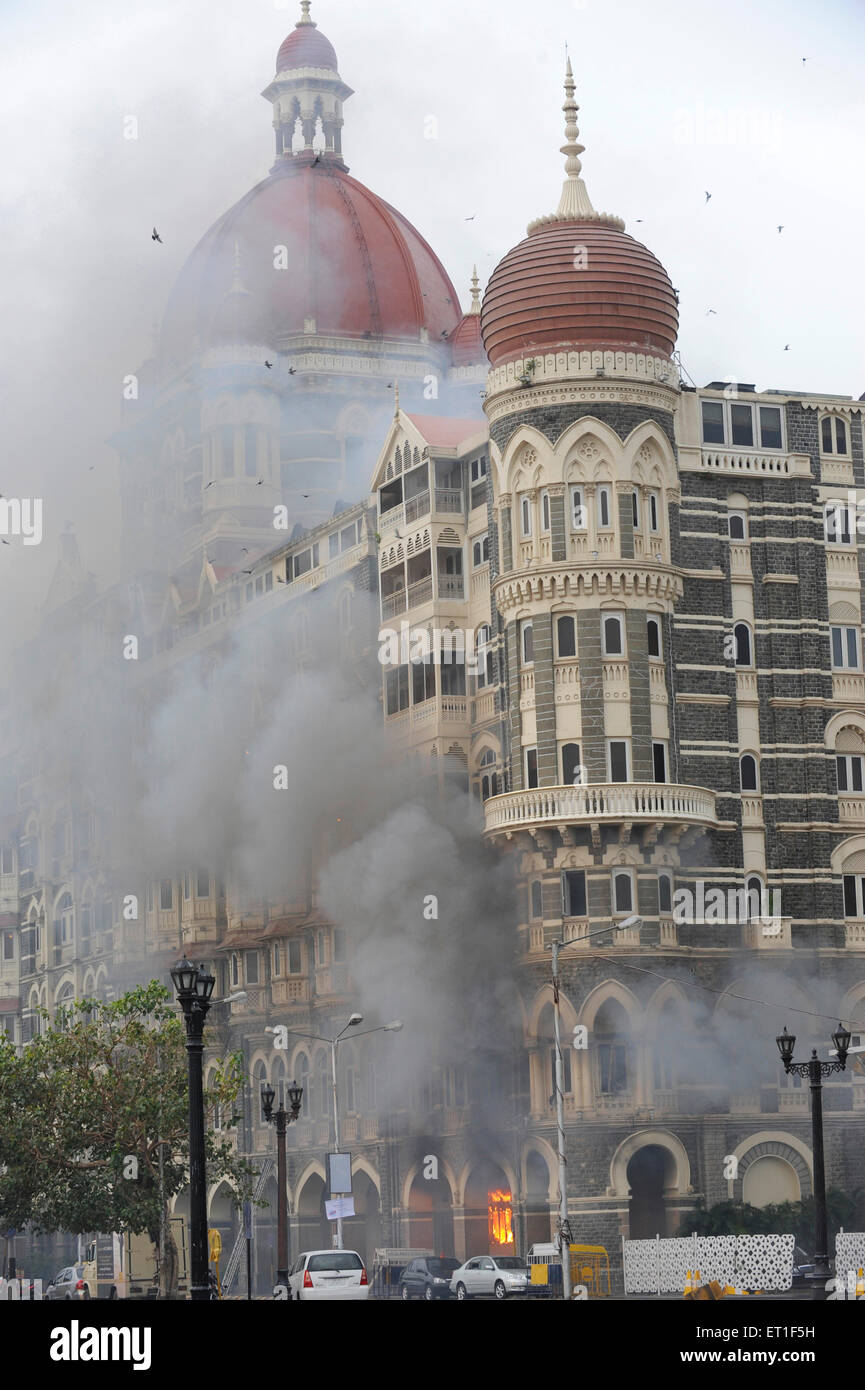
[1,0,863,628]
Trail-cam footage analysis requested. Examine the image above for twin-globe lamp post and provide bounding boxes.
[170,956,216,1303]
[260,1078,303,1290]
[775,1022,851,1299]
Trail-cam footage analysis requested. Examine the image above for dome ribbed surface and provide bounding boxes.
[161,161,460,363]
[481,221,679,367]
[276,26,338,72]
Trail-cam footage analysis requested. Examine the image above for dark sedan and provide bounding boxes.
[399,1256,460,1300]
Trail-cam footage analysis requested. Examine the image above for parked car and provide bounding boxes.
[399,1256,460,1300]
[288,1249,370,1302]
[450,1255,528,1300]
[791,1247,816,1288]
[45,1265,90,1301]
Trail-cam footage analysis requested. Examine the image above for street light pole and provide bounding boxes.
[261,1081,303,1290]
[776,1023,851,1300]
[330,1039,345,1250]
[171,957,215,1303]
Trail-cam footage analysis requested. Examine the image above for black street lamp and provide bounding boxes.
[775,1022,851,1300]
[171,956,215,1302]
[261,1079,303,1292]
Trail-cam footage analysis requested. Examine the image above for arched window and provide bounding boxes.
[746,874,765,920]
[658,873,673,915]
[836,726,865,792]
[821,415,849,456]
[530,881,543,919]
[562,743,582,785]
[631,490,640,529]
[740,754,759,791]
[595,1000,630,1097]
[538,1004,571,1102]
[254,1060,268,1124]
[476,625,494,688]
[56,982,74,1030]
[728,512,747,540]
[556,615,576,658]
[296,1052,310,1113]
[734,623,752,667]
[478,748,498,801]
[314,1049,330,1121]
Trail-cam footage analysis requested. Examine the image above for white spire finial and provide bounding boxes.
[527,61,625,234]
[469,265,481,315]
[297,0,315,25]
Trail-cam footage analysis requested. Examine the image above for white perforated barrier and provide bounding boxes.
[622,1233,794,1294]
[835,1232,865,1286]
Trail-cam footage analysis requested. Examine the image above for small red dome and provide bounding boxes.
[450,311,486,368]
[161,160,460,363]
[481,220,678,367]
[276,24,338,72]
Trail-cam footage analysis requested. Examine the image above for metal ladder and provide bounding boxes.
[220,1157,274,1295]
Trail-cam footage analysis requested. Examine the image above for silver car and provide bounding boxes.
[450,1255,528,1300]
[45,1265,90,1301]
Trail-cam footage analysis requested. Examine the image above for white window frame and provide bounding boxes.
[652,740,668,784]
[597,485,612,530]
[472,533,489,568]
[740,753,760,792]
[734,622,753,668]
[700,398,785,452]
[602,612,625,658]
[520,495,533,537]
[647,616,662,660]
[540,490,550,533]
[728,510,748,541]
[631,490,640,530]
[824,502,854,546]
[844,873,865,918]
[837,754,865,793]
[648,490,660,533]
[831,625,860,671]
[570,486,586,531]
[606,738,631,783]
[821,415,850,457]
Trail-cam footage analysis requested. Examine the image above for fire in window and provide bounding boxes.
[488,1190,514,1248]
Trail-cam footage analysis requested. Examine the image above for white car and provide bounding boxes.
[288,1249,370,1301]
[450,1255,528,1300]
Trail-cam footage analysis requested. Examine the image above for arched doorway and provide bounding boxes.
[464,1161,514,1256]
[524,1149,552,1249]
[343,1171,381,1265]
[208,1182,238,1281]
[296,1172,330,1253]
[407,1172,455,1256]
[256,1176,278,1295]
[743,1156,800,1208]
[627,1145,668,1238]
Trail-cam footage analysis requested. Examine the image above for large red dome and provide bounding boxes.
[161,156,461,363]
[481,220,679,368]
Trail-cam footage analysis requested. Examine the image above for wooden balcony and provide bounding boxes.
[271,977,310,1007]
[484,782,717,838]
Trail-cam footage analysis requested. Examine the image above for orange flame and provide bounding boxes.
[488,1190,514,1247]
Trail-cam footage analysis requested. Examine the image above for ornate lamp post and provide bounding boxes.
[171,956,215,1302]
[776,1022,851,1299]
[261,1079,303,1291]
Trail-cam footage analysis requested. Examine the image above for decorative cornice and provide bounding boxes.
[493,561,683,616]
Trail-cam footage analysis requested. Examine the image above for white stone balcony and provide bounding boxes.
[845,920,865,949]
[696,448,811,478]
[834,673,865,705]
[838,795,865,825]
[483,782,717,835]
[741,917,792,949]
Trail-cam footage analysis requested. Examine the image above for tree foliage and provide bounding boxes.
[0,981,254,1245]
[684,1189,863,1248]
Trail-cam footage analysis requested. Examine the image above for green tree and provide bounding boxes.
[0,982,255,1296]
[684,1189,858,1251]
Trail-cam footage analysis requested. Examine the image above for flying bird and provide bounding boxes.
[777,225,784,233]
[386,382,393,389]
[288,367,297,375]
[802,57,811,63]
[705,191,712,203]
[1,539,9,546]
[205,481,214,489]
[784,344,790,351]
[705,308,717,315]
[441,330,449,339]
[302,494,310,499]
[635,218,644,223]
[465,215,475,221]
[264,361,273,369]
[242,569,253,575]
[241,547,249,554]
[256,478,263,486]
[151,227,163,243]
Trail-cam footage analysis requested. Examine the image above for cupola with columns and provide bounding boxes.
[262,0,354,167]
